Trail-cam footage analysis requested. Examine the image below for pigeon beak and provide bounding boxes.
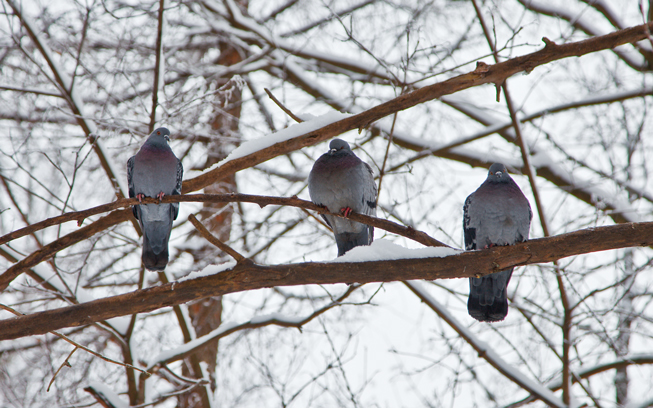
[495,171,502,176]
[164,135,170,142]
[329,148,337,154]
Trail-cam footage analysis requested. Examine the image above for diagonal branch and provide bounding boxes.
[2,220,653,340]
[508,354,653,407]
[6,0,128,199]
[0,193,447,291]
[181,20,653,194]
[188,213,246,262]
[404,281,566,408]
[147,284,359,369]
[0,210,132,291]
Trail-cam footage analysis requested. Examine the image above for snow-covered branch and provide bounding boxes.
[2,220,653,341]
[404,281,566,408]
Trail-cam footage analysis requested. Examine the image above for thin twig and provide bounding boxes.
[148,284,359,369]
[264,88,304,122]
[404,281,566,408]
[149,0,166,132]
[188,213,246,262]
[5,0,127,199]
[47,346,77,392]
[0,303,149,375]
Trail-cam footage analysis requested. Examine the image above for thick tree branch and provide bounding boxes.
[0,210,132,291]
[267,33,651,228]
[1,221,653,340]
[181,21,653,194]
[0,193,447,291]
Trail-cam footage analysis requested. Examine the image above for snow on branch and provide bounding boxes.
[509,354,653,406]
[404,281,566,408]
[180,20,653,194]
[0,193,448,290]
[2,220,653,341]
[146,284,359,370]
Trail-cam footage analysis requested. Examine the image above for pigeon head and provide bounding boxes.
[486,163,511,183]
[147,127,171,146]
[328,138,352,156]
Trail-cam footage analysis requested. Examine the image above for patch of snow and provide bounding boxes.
[218,111,351,166]
[329,239,460,263]
[249,312,304,325]
[177,261,237,282]
[148,321,240,368]
[86,382,128,408]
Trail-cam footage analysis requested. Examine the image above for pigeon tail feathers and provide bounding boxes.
[335,229,372,256]
[141,219,172,271]
[139,204,175,271]
[467,268,513,322]
[142,234,169,271]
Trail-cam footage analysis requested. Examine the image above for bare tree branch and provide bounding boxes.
[188,213,246,262]
[404,281,566,408]
[2,220,653,340]
[0,193,447,290]
[6,0,128,199]
[149,0,166,132]
[181,21,653,194]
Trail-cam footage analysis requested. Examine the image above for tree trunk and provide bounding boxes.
[179,38,244,408]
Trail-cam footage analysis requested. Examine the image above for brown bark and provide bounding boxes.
[2,221,653,341]
[0,194,447,249]
[178,33,245,407]
[1,22,649,291]
[181,21,653,194]
[0,194,446,292]
[0,209,132,291]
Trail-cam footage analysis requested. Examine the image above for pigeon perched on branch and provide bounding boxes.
[308,139,377,256]
[127,127,183,271]
[463,163,532,322]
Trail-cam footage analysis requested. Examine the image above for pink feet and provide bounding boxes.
[340,207,353,217]
[135,192,165,202]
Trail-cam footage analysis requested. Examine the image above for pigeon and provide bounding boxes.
[463,163,532,322]
[127,127,183,271]
[308,139,377,256]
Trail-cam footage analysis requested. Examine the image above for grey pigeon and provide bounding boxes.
[127,127,183,271]
[463,163,532,322]
[308,139,377,256]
